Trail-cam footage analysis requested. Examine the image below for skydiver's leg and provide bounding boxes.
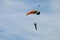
[34,23,37,30]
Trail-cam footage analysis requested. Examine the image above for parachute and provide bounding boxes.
[26,10,40,15]
[26,10,40,30]
[26,1,40,30]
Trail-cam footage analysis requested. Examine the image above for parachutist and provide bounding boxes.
[26,10,40,30]
[34,23,37,30]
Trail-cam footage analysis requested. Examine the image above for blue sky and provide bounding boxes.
[0,0,60,40]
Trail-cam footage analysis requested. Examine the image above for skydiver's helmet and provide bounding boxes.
[36,12,40,15]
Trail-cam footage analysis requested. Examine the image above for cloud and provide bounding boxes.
[47,0,60,40]
[1,0,60,40]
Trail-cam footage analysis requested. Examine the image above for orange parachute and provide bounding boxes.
[26,10,40,15]
[26,10,40,30]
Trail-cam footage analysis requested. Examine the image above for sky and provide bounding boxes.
[0,0,60,40]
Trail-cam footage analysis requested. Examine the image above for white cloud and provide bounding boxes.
[47,0,60,40]
[1,0,60,40]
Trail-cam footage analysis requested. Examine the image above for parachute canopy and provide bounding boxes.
[26,10,40,15]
